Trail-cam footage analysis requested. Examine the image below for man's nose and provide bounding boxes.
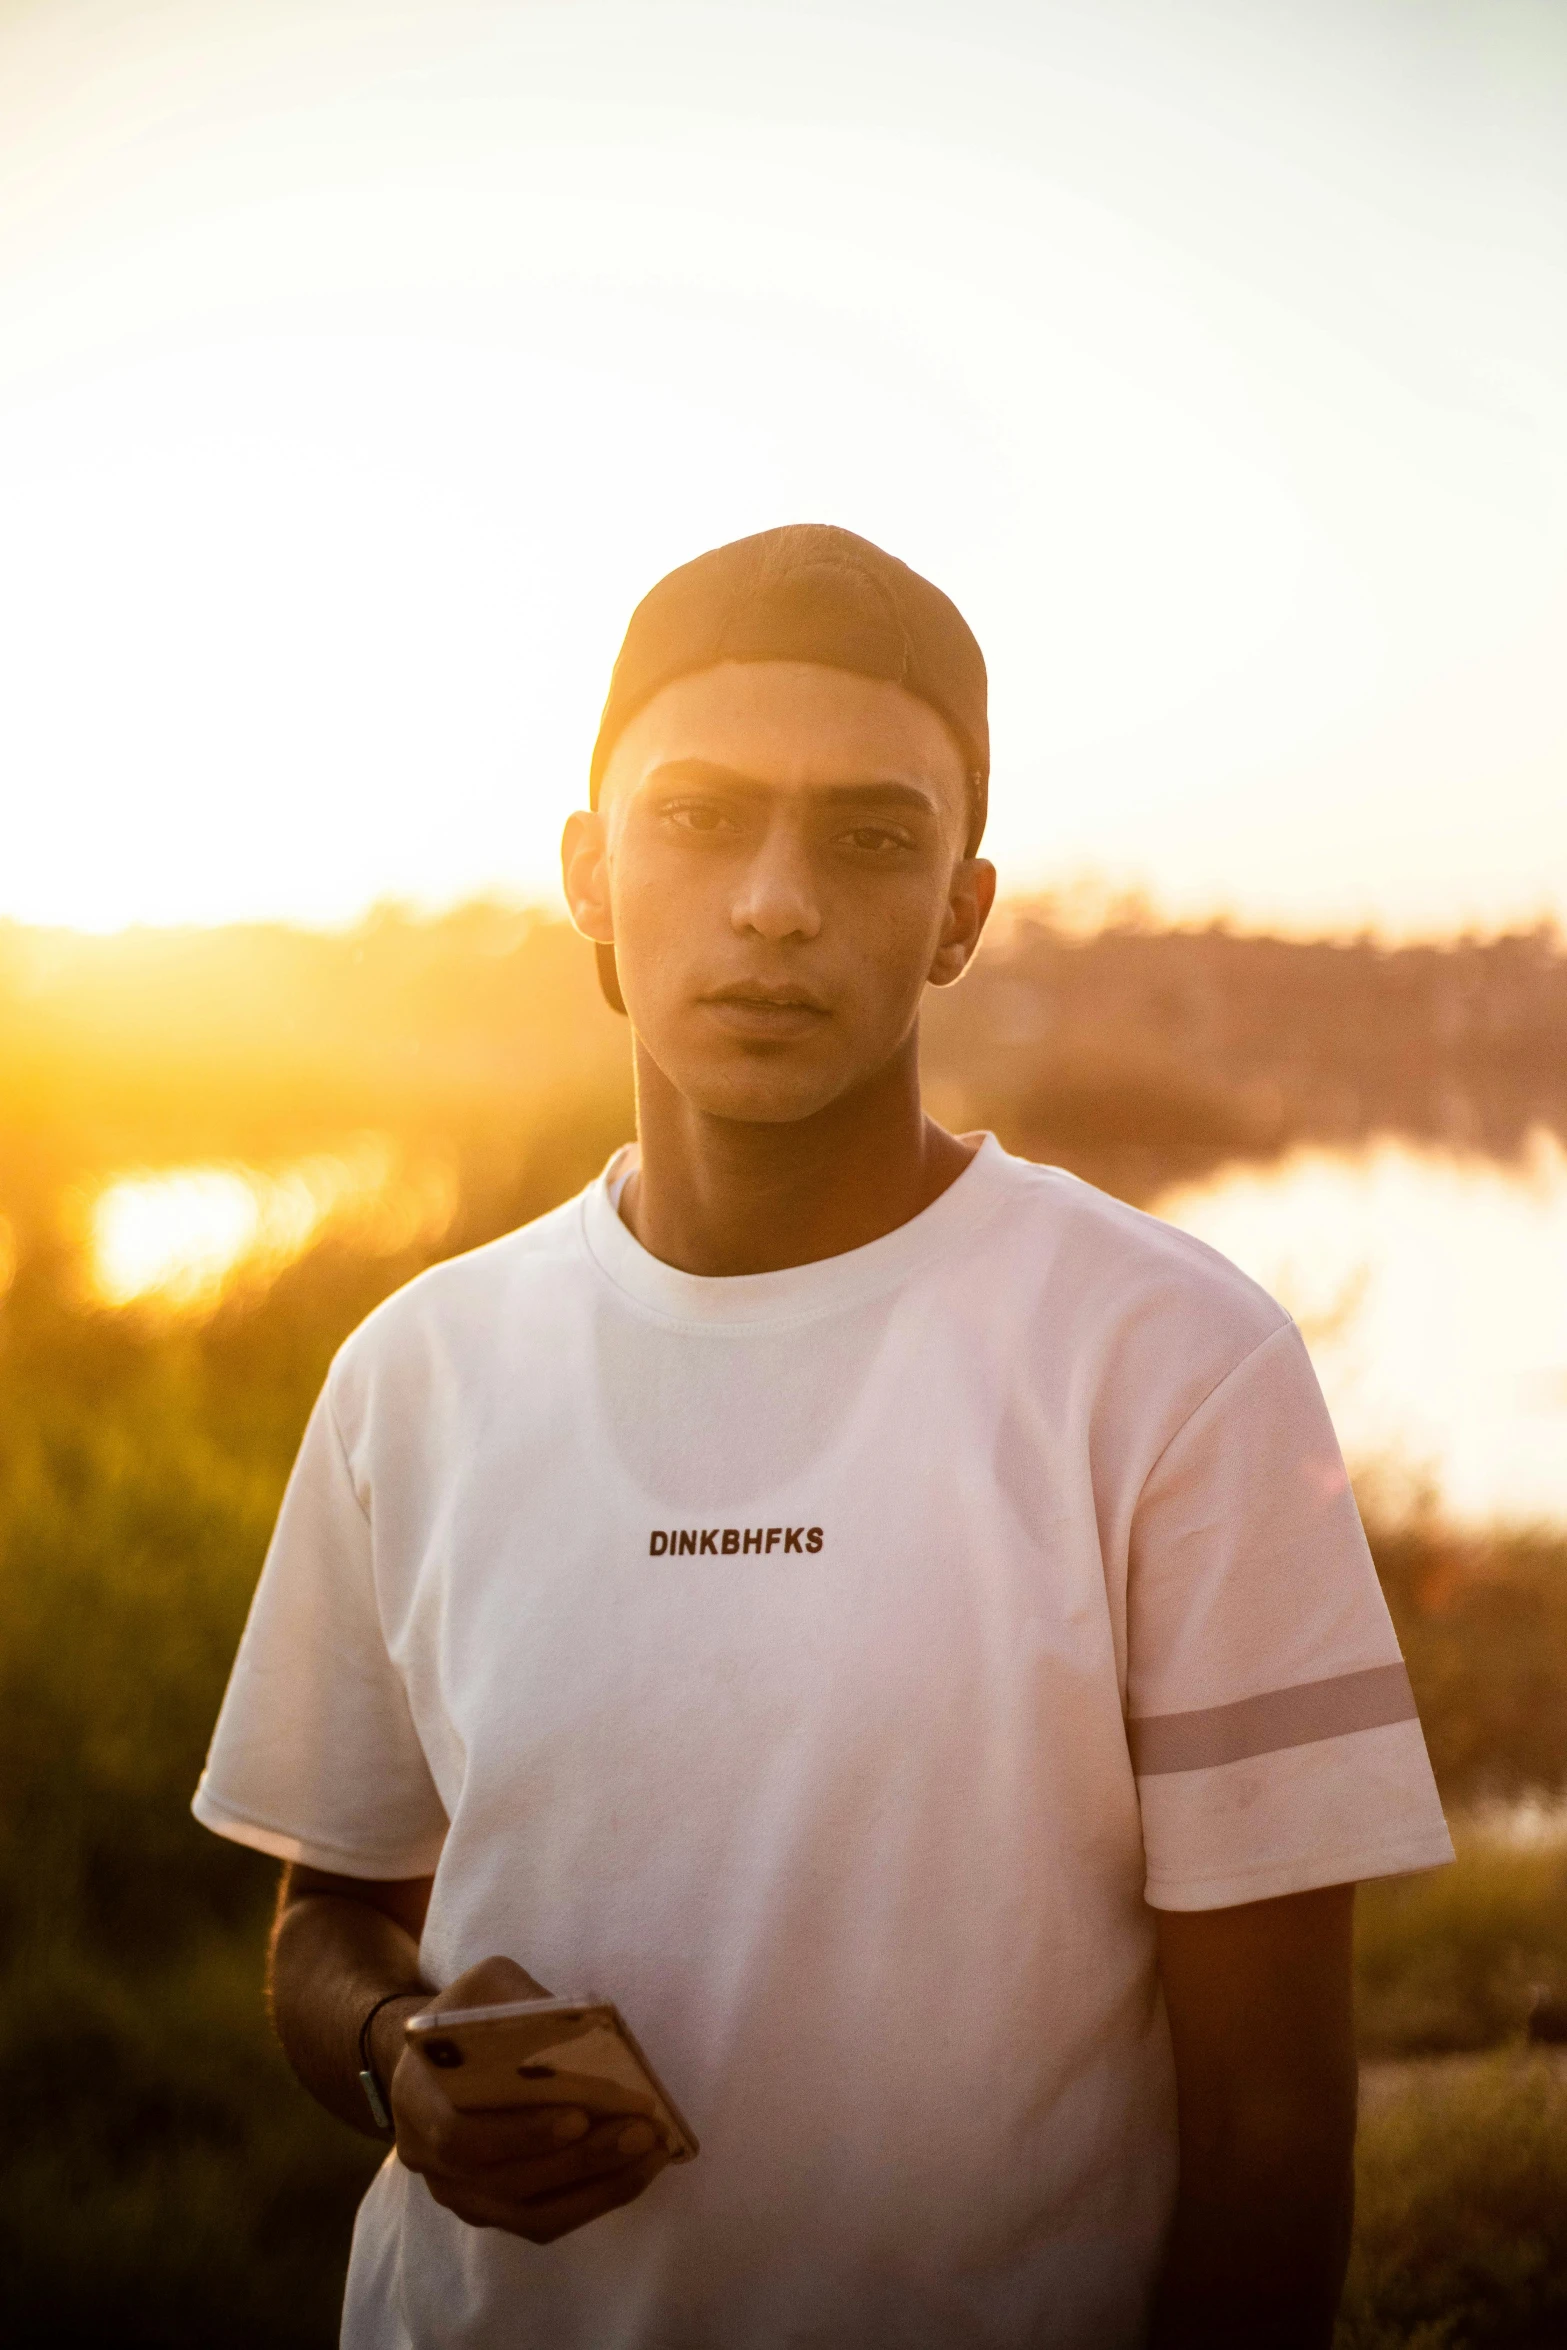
[730,823,822,943]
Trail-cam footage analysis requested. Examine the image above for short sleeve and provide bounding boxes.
[1128,1320,1453,1910]
[191,1378,449,1878]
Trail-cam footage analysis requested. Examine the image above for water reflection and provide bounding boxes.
[1463,1793,1567,1852]
[1158,1131,1567,1529]
[86,1138,456,1311]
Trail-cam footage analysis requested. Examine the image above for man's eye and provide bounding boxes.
[667,802,732,834]
[841,826,913,854]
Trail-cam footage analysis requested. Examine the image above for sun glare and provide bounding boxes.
[85,1142,456,1311]
[92,1171,266,1308]
[0,1,1562,940]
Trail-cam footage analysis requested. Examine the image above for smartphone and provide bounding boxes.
[404,1996,699,2162]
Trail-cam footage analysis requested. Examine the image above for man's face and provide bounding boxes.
[562,659,995,1124]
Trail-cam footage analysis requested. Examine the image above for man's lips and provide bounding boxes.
[704,981,830,1011]
[699,982,832,1036]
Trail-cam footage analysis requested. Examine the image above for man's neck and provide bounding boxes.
[620,1035,977,1277]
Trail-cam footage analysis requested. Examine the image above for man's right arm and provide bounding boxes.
[270,1863,435,2131]
[269,1865,670,2241]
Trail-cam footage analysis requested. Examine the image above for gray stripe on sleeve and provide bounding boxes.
[1129,1661,1419,1778]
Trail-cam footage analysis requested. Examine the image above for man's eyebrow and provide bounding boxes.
[641,759,941,813]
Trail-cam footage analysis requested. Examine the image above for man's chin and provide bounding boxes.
[657,1049,857,1128]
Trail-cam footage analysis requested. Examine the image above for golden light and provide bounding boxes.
[91,1170,267,1309]
[84,1142,456,1311]
[1,0,1563,941]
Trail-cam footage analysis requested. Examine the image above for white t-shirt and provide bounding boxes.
[193,1137,1451,2350]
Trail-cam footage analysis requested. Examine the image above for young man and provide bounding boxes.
[194,524,1452,2349]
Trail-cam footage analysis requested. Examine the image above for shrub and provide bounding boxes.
[0,1924,379,2350]
[1357,1829,1567,2057]
[1338,2052,1567,2349]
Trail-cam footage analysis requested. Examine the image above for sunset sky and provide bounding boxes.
[3,0,1563,939]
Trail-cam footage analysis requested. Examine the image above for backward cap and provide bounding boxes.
[590,523,989,854]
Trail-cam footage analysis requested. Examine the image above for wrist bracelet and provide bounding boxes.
[357,1987,425,2134]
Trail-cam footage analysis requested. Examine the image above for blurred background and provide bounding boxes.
[2,2,1565,2343]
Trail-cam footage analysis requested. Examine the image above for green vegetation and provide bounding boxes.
[2,1926,379,2349]
[1341,2055,1567,2350]
[1358,1831,1567,2059]
[1379,1527,1567,1803]
[2,903,1565,2344]
[0,1257,387,2344]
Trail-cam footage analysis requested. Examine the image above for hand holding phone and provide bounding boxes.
[386,1955,684,2245]
[405,1992,698,2158]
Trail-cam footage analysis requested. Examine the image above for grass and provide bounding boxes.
[1343,1843,1567,2345]
[0,1257,389,2346]
[1377,1524,1567,1803]
[0,1926,381,2350]
[1357,1827,1567,2057]
[1340,2054,1567,2349]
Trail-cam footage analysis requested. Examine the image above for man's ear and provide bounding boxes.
[927,856,997,988]
[560,809,615,945]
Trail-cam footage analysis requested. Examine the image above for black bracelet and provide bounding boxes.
[357,1987,425,2134]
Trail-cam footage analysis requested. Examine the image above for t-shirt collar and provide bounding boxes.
[581,1133,1015,1329]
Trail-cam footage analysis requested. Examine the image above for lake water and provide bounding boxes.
[72,1129,1567,1531]
[1157,1131,1567,1529]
